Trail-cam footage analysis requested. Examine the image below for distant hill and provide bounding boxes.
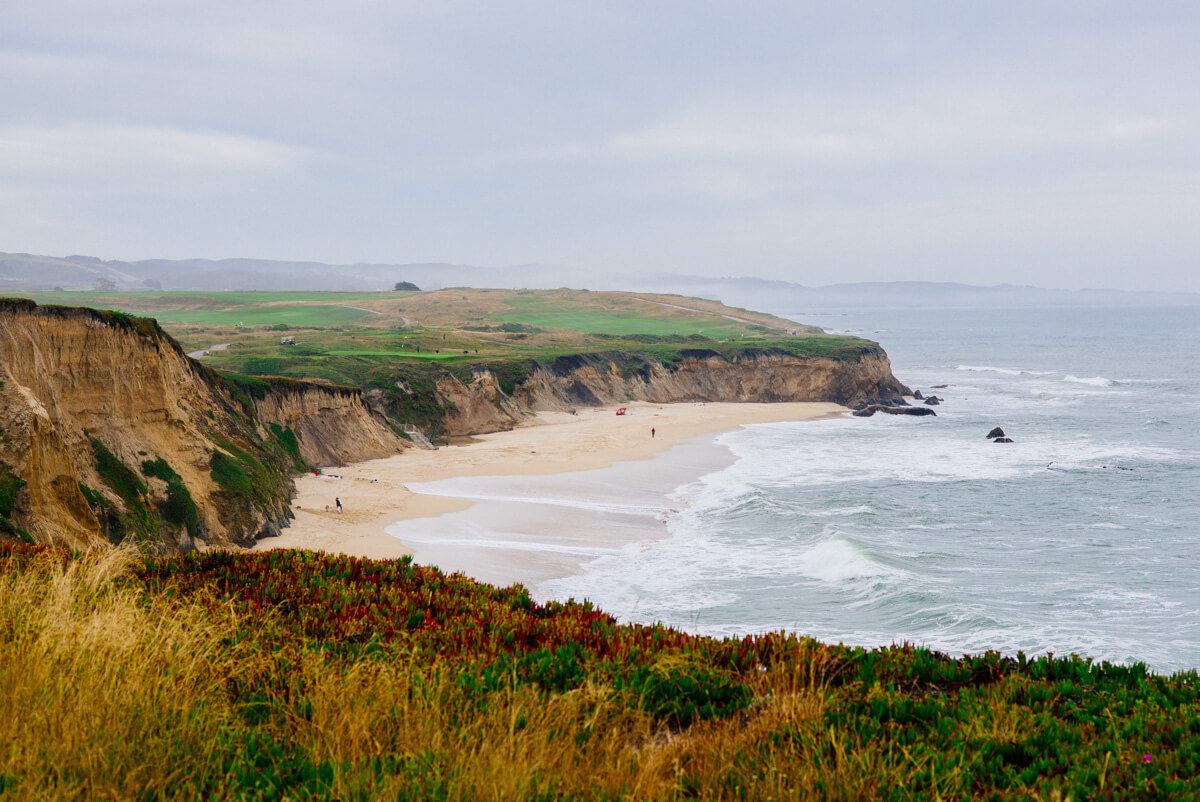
[3,251,1197,310]
[634,277,1200,311]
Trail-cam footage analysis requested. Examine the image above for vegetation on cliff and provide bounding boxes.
[0,301,304,550]
[0,465,31,543]
[16,288,890,439]
[1,542,1196,800]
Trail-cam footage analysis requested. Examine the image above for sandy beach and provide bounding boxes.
[255,401,847,564]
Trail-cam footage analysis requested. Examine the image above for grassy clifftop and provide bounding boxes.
[18,288,872,386]
[1,543,1196,800]
[16,289,891,438]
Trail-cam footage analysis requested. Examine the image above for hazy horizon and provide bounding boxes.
[3,3,1198,292]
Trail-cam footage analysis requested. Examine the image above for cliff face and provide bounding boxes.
[519,350,906,408]
[436,371,527,437]
[422,348,908,436]
[0,301,402,552]
[253,379,407,467]
[1,298,906,550]
[0,301,292,549]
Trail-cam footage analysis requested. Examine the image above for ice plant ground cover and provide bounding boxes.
[0,542,1197,800]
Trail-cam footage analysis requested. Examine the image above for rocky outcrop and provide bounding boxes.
[987,427,1006,439]
[420,348,909,436]
[852,404,936,418]
[253,378,407,466]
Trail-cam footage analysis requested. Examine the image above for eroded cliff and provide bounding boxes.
[375,346,909,437]
[253,377,407,466]
[0,300,403,551]
[1,299,905,550]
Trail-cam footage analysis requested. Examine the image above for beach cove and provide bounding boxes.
[255,401,847,585]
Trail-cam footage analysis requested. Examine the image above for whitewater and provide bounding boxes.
[406,306,1200,672]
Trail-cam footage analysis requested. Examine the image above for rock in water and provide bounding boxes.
[993,437,1014,443]
[853,404,936,418]
[913,390,924,400]
[986,427,1006,439]
[931,384,948,389]
[924,396,942,406]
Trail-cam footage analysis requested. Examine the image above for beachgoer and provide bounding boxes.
[651,427,656,438]
[335,497,343,513]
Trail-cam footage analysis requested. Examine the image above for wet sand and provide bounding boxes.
[254,401,847,565]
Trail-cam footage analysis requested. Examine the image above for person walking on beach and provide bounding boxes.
[651,427,656,438]
[335,497,343,514]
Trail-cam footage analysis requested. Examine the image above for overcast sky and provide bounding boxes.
[2,2,1198,290]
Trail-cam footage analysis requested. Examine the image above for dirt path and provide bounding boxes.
[186,343,231,359]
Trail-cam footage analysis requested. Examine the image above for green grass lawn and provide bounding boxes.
[23,290,402,306]
[145,305,373,328]
[21,291,392,328]
[492,296,747,337]
[324,350,470,361]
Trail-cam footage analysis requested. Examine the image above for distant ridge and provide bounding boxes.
[3,250,1197,310]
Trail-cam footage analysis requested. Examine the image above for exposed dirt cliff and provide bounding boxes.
[1,299,906,550]
[253,378,407,466]
[0,301,403,552]
[382,347,909,437]
[516,349,906,410]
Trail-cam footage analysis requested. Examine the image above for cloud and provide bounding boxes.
[0,122,312,177]
[606,92,1184,164]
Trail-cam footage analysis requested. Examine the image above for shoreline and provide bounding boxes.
[254,401,848,566]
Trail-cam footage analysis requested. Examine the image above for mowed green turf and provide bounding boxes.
[22,292,380,328]
[492,296,747,337]
[23,290,401,306]
[146,305,372,327]
[324,350,467,361]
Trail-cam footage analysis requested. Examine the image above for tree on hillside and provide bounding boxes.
[393,281,420,291]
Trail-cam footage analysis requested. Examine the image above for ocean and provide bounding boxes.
[398,306,1200,672]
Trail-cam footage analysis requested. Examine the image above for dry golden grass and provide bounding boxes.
[3,547,1194,800]
[0,549,252,800]
[0,551,848,800]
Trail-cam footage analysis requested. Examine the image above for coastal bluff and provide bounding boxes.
[1,299,907,552]
[383,348,909,437]
[0,299,404,551]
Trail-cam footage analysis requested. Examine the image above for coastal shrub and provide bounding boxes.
[0,466,32,543]
[0,465,24,519]
[220,371,273,413]
[92,438,147,504]
[448,359,538,397]
[618,657,752,726]
[91,438,159,544]
[207,434,286,516]
[209,451,252,496]
[78,482,109,510]
[2,543,1197,799]
[520,644,586,692]
[367,364,457,437]
[268,424,307,473]
[141,458,201,536]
